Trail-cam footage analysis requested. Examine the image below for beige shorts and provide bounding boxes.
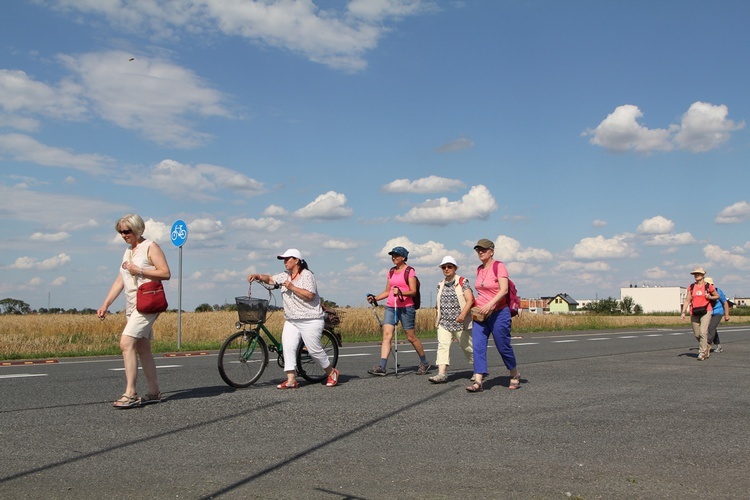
[122,310,159,340]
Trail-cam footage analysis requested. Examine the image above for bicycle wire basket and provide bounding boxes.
[235,296,269,324]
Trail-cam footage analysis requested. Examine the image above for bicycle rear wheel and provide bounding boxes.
[218,330,268,388]
[296,329,339,383]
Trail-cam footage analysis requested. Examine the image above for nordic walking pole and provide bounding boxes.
[368,293,399,372]
[393,287,406,375]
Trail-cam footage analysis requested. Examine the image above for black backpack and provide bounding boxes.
[389,266,421,309]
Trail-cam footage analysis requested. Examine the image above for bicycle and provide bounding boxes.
[218,281,340,388]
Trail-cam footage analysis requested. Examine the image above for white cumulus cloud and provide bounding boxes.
[637,215,674,235]
[9,253,71,270]
[59,51,231,148]
[572,234,637,260]
[294,191,354,220]
[583,104,674,153]
[382,175,466,194]
[0,134,115,174]
[127,159,265,202]
[583,101,743,154]
[232,217,284,233]
[673,102,745,153]
[704,244,750,271]
[50,0,430,73]
[715,201,750,224]
[395,185,497,226]
[644,232,696,246]
[494,235,553,263]
[30,232,70,243]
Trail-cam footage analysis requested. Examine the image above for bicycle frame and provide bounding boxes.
[237,321,285,367]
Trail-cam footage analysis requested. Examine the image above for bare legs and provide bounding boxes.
[120,335,160,396]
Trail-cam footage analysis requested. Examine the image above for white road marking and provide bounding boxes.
[0,373,48,379]
[109,365,182,371]
[588,338,609,341]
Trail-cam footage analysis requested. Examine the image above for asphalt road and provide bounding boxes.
[1,324,749,499]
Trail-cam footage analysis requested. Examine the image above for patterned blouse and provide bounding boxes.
[437,278,472,331]
[272,269,324,321]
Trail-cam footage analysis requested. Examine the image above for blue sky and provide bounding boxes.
[1,0,749,311]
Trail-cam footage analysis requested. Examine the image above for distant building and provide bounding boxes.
[620,286,686,313]
[521,298,549,314]
[549,293,578,313]
[733,297,750,307]
[576,299,597,310]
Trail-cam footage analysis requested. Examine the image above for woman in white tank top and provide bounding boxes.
[97,214,171,408]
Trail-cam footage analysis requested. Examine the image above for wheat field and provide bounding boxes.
[1,308,746,360]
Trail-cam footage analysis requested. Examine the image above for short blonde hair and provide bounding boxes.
[116,214,145,237]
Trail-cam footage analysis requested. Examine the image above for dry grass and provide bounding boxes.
[2,307,747,360]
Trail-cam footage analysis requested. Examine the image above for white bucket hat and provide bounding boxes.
[438,256,458,268]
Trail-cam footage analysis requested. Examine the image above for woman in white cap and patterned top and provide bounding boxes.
[248,249,339,388]
[428,256,475,383]
[680,267,719,361]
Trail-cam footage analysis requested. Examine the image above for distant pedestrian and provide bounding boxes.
[680,267,719,360]
[466,238,521,393]
[367,246,430,376]
[428,256,474,384]
[97,214,170,408]
[704,277,730,354]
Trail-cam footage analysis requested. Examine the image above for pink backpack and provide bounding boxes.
[480,261,520,317]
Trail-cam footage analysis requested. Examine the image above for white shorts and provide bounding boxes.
[122,309,159,340]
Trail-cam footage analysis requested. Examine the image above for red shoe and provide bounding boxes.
[326,368,340,387]
[276,380,299,390]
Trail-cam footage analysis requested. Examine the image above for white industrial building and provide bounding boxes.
[620,286,687,313]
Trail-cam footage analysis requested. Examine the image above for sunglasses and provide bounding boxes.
[441,265,456,270]
[119,229,133,235]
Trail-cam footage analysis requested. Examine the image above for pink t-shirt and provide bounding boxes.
[386,267,416,308]
[474,260,508,309]
[690,282,716,311]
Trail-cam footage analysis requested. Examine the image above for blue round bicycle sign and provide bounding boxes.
[170,219,188,248]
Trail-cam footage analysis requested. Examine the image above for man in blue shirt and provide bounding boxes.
[705,277,730,353]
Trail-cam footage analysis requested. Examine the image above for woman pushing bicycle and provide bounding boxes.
[247,249,339,389]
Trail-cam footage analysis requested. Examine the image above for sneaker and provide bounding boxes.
[697,354,705,361]
[326,368,340,387]
[416,363,431,375]
[428,373,448,384]
[368,365,387,377]
[715,345,724,353]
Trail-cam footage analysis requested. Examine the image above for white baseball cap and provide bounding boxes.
[438,256,458,268]
[277,248,303,260]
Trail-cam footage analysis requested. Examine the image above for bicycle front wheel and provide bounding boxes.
[297,329,339,383]
[218,331,268,388]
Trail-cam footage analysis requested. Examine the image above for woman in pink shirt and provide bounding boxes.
[467,238,521,393]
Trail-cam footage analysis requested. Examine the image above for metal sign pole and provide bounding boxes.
[170,219,188,351]
[178,245,183,350]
